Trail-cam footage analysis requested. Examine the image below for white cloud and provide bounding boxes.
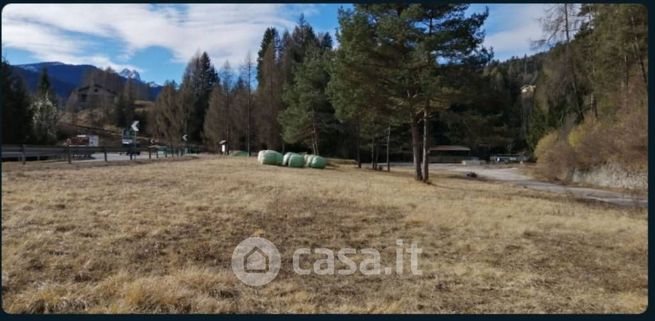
[1,3,316,69]
[481,4,550,60]
[3,4,545,66]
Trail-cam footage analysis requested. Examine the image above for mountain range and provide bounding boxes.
[10,62,162,101]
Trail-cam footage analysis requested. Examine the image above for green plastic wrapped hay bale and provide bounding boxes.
[230,150,248,157]
[309,155,327,169]
[260,150,283,166]
[304,155,315,167]
[257,150,268,162]
[283,152,297,166]
[288,154,305,168]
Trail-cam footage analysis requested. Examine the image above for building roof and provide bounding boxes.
[77,84,118,95]
[430,145,471,152]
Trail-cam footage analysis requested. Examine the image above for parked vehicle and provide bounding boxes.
[121,128,140,155]
[67,135,99,158]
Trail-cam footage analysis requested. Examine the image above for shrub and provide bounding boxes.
[567,117,603,170]
[533,131,558,161]
[534,129,578,181]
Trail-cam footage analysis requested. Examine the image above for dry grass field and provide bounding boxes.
[1,156,647,313]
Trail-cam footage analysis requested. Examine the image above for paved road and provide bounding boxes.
[393,163,647,208]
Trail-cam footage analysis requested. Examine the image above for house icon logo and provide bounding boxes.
[244,247,269,272]
[231,237,281,286]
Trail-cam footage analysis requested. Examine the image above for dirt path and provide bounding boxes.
[395,163,647,208]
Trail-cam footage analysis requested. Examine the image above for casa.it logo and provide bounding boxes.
[231,237,281,286]
[232,237,423,286]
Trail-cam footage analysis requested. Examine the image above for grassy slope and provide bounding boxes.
[1,156,647,313]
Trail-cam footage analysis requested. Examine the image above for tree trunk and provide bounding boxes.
[356,119,362,168]
[226,126,230,155]
[410,114,423,181]
[623,54,629,108]
[247,92,251,156]
[371,136,376,170]
[591,92,598,118]
[312,113,320,155]
[629,14,648,86]
[590,63,598,118]
[386,124,391,172]
[563,4,583,122]
[374,139,379,170]
[421,16,433,181]
[422,109,430,183]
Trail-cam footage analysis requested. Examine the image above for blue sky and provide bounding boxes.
[2,3,548,85]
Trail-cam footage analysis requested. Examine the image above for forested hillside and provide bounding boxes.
[529,4,647,188]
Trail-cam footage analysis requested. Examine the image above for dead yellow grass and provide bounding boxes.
[1,156,647,313]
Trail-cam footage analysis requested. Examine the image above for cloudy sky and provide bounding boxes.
[1,3,549,85]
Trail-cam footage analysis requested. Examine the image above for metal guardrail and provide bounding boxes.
[1,144,193,164]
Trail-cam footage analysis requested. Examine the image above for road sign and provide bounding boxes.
[182,134,188,142]
[131,120,140,132]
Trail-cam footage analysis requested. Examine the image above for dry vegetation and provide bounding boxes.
[533,73,648,189]
[1,156,647,313]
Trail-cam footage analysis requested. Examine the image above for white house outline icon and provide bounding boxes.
[244,247,269,272]
[232,237,281,286]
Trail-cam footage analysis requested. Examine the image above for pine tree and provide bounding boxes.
[328,7,393,167]
[279,45,337,155]
[31,68,59,144]
[37,68,57,105]
[1,60,33,144]
[256,32,283,150]
[240,52,255,155]
[333,4,488,181]
[413,4,490,181]
[232,77,250,150]
[179,52,218,143]
[115,79,136,128]
[257,27,279,84]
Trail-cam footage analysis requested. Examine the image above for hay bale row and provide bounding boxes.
[258,150,325,169]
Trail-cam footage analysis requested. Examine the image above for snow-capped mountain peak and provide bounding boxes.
[119,68,141,81]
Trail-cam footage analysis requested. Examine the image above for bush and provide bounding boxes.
[534,104,647,184]
[534,131,558,161]
[567,118,597,149]
[540,138,577,181]
[534,130,577,181]
[567,117,603,170]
